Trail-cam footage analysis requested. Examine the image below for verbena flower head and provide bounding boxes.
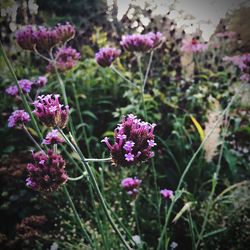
[55,22,76,43]
[95,47,121,67]
[121,177,142,198]
[160,189,174,200]
[147,32,164,48]
[8,110,30,128]
[120,34,154,53]
[5,85,18,96]
[33,76,48,88]
[34,26,60,51]
[33,94,69,128]
[19,79,33,93]
[101,114,156,166]
[47,47,81,72]
[42,129,65,145]
[181,38,208,53]
[26,149,68,192]
[16,25,36,50]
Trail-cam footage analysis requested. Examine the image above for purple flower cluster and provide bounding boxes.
[16,22,75,51]
[95,47,121,67]
[147,32,164,48]
[101,114,156,166]
[120,34,154,53]
[223,53,250,82]
[42,129,65,145]
[5,79,33,96]
[26,150,68,192]
[8,110,30,128]
[47,47,81,72]
[121,177,142,198]
[181,38,208,53]
[32,76,48,88]
[33,94,69,128]
[55,22,76,44]
[160,189,174,200]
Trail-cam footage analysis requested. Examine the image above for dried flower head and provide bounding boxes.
[47,47,81,72]
[16,25,36,50]
[95,47,121,67]
[33,76,48,88]
[33,94,69,128]
[120,34,154,53]
[55,22,76,43]
[121,177,142,198]
[8,110,30,128]
[181,38,208,53]
[160,189,174,200]
[42,129,65,145]
[101,114,156,166]
[26,150,68,192]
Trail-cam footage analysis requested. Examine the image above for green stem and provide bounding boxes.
[68,175,85,181]
[0,41,43,140]
[156,88,241,250]
[63,185,92,245]
[136,54,147,121]
[58,129,132,250]
[85,158,111,162]
[22,125,44,152]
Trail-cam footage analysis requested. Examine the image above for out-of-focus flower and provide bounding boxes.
[19,79,33,93]
[5,85,18,96]
[33,94,69,128]
[16,215,47,240]
[147,32,164,48]
[34,26,60,51]
[42,129,65,145]
[121,177,142,197]
[16,25,36,50]
[8,110,30,128]
[95,47,121,67]
[160,189,174,200]
[47,47,81,72]
[224,53,250,82]
[120,34,153,53]
[33,76,48,88]
[26,150,68,192]
[55,22,75,43]
[101,114,156,166]
[181,38,208,53]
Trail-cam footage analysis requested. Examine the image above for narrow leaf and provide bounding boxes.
[190,115,205,141]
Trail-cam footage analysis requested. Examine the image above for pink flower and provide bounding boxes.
[55,22,76,44]
[47,47,81,72]
[33,76,48,88]
[16,25,36,50]
[160,189,174,200]
[95,47,121,67]
[42,129,65,145]
[6,85,18,96]
[33,94,69,128]
[120,34,153,53]
[26,150,68,192]
[121,177,142,197]
[101,114,156,166]
[147,32,164,48]
[160,189,173,200]
[181,38,208,53]
[8,110,30,128]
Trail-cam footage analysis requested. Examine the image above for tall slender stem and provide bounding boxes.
[63,185,92,245]
[0,41,43,140]
[22,124,44,152]
[58,128,132,250]
[136,54,147,120]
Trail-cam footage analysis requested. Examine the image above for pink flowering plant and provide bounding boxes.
[1,4,249,250]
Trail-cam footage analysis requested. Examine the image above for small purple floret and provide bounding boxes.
[8,110,30,128]
[95,47,121,67]
[160,189,174,200]
[42,129,65,145]
[121,177,142,198]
